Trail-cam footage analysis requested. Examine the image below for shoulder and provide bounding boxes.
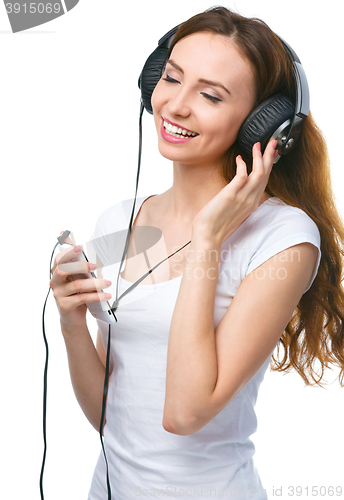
[248,197,320,236]
[246,198,321,293]
[220,197,322,295]
[241,197,321,252]
[92,198,133,231]
[92,196,148,236]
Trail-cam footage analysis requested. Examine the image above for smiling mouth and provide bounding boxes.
[163,118,199,139]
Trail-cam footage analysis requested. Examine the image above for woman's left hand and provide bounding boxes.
[192,139,278,245]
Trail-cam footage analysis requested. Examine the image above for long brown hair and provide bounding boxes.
[168,6,344,387]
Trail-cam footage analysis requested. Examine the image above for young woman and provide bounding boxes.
[50,7,344,500]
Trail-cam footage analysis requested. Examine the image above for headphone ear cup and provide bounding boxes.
[237,94,295,158]
[139,45,169,115]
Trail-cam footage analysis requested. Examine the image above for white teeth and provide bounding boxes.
[163,120,198,138]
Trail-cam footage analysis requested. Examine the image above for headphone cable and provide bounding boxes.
[40,242,58,500]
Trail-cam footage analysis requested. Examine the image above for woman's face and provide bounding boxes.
[151,31,256,168]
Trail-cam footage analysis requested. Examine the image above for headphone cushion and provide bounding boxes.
[139,46,169,114]
[237,94,295,157]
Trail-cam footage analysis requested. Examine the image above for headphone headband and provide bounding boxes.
[278,37,309,119]
[158,25,179,47]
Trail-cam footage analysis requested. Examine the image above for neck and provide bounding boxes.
[158,160,271,227]
[163,160,227,224]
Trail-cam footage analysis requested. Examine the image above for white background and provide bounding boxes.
[1,1,343,499]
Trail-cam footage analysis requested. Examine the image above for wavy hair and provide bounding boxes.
[167,6,344,387]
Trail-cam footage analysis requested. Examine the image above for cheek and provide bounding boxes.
[151,80,164,114]
[204,112,245,156]
[151,82,164,131]
[218,109,249,143]
[210,115,239,146]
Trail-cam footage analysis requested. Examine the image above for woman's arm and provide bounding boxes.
[50,242,112,432]
[163,141,318,435]
[62,325,108,432]
[163,239,318,436]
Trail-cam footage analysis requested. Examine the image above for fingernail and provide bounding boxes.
[271,139,278,149]
[237,154,242,160]
[104,293,112,300]
[88,263,97,271]
[273,149,279,159]
[105,280,112,287]
[73,245,82,253]
[255,142,261,151]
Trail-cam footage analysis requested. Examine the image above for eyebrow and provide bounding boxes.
[166,59,231,95]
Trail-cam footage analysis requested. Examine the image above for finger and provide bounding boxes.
[51,258,97,290]
[54,246,91,277]
[51,236,75,275]
[263,139,278,168]
[251,142,264,173]
[65,277,112,296]
[236,154,248,176]
[230,155,248,188]
[251,142,262,163]
[58,291,112,313]
[57,259,97,276]
[59,230,74,246]
[51,245,81,276]
[56,245,83,266]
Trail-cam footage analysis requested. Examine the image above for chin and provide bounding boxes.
[157,143,196,164]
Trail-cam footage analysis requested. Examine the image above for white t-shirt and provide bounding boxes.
[87,195,321,500]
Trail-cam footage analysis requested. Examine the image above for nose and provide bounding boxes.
[167,86,192,118]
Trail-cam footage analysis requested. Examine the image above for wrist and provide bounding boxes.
[185,235,222,280]
[60,318,89,339]
[190,226,223,250]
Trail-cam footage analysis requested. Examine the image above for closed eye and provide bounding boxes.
[201,92,222,103]
[162,74,180,84]
[163,74,222,103]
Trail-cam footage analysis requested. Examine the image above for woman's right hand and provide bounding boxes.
[49,235,112,331]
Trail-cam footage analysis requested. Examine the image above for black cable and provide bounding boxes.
[40,286,51,500]
[40,242,58,500]
[99,325,112,500]
[114,100,145,311]
[111,238,191,312]
[41,238,114,499]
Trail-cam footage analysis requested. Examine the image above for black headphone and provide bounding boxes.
[138,25,309,162]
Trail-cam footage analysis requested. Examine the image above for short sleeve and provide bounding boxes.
[89,210,110,265]
[87,196,149,269]
[245,207,321,294]
[88,201,130,267]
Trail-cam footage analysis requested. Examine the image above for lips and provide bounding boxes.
[160,117,199,144]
